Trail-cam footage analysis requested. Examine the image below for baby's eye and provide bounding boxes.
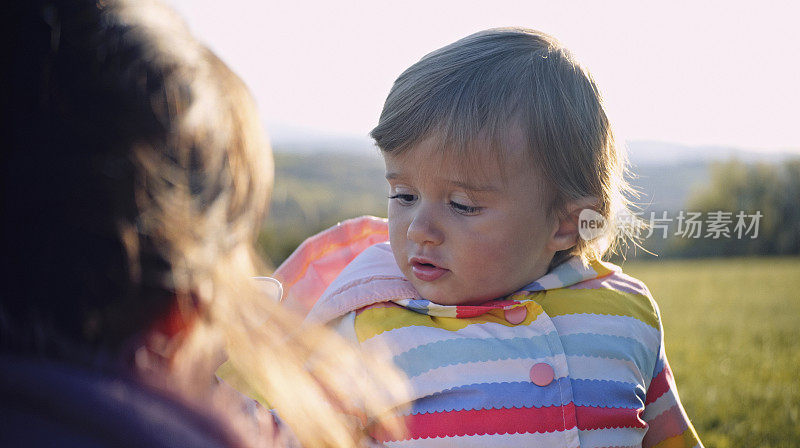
[388,193,417,206]
[449,200,482,215]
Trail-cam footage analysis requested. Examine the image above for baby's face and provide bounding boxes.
[384,130,559,306]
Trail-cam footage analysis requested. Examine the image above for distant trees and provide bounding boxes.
[258,152,388,266]
[665,158,800,257]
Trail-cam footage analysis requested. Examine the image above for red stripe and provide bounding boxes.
[375,404,647,442]
[454,304,508,318]
[576,405,647,431]
[453,300,522,318]
[645,363,673,405]
[379,404,577,441]
[641,405,688,447]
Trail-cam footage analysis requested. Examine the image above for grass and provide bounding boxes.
[623,257,800,447]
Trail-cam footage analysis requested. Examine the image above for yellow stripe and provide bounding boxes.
[216,360,270,407]
[651,427,703,448]
[590,259,618,277]
[355,302,545,342]
[531,288,659,329]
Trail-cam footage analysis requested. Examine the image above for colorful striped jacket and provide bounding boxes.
[277,217,703,448]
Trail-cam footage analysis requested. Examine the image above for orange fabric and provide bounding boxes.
[273,216,389,318]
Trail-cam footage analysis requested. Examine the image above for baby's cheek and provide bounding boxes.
[469,242,530,289]
[387,218,408,246]
[462,244,508,278]
[471,236,509,261]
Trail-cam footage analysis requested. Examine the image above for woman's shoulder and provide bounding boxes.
[0,354,251,448]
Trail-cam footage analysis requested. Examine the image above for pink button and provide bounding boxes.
[529,363,555,387]
[504,306,527,325]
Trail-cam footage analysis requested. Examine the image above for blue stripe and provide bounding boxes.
[571,378,646,409]
[409,379,569,414]
[560,333,655,375]
[652,349,666,379]
[405,299,432,314]
[407,378,645,415]
[522,281,545,292]
[553,264,584,287]
[394,335,561,378]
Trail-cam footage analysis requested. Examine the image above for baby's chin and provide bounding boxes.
[429,297,492,306]
[405,273,509,306]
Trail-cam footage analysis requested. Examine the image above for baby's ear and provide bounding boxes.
[547,196,600,252]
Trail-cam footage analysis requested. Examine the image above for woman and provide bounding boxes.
[0,1,407,446]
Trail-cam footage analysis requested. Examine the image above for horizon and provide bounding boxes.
[268,132,800,169]
[266,125,800,163]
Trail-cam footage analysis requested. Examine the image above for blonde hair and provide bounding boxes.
[371,27,635,267]
[2,0,407,446]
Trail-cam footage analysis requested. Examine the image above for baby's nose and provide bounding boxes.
[407,209,444,246]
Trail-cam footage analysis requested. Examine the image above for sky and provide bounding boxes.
[164,0,800,152]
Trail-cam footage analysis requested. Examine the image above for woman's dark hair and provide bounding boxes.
[1,0,272,358]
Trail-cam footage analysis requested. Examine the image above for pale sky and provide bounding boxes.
[165,0,799,151]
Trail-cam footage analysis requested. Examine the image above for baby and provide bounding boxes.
[277,28,703,447]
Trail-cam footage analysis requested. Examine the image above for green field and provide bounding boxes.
[623,257,800,447]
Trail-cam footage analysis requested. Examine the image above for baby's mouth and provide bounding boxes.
[410,259,448,282]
